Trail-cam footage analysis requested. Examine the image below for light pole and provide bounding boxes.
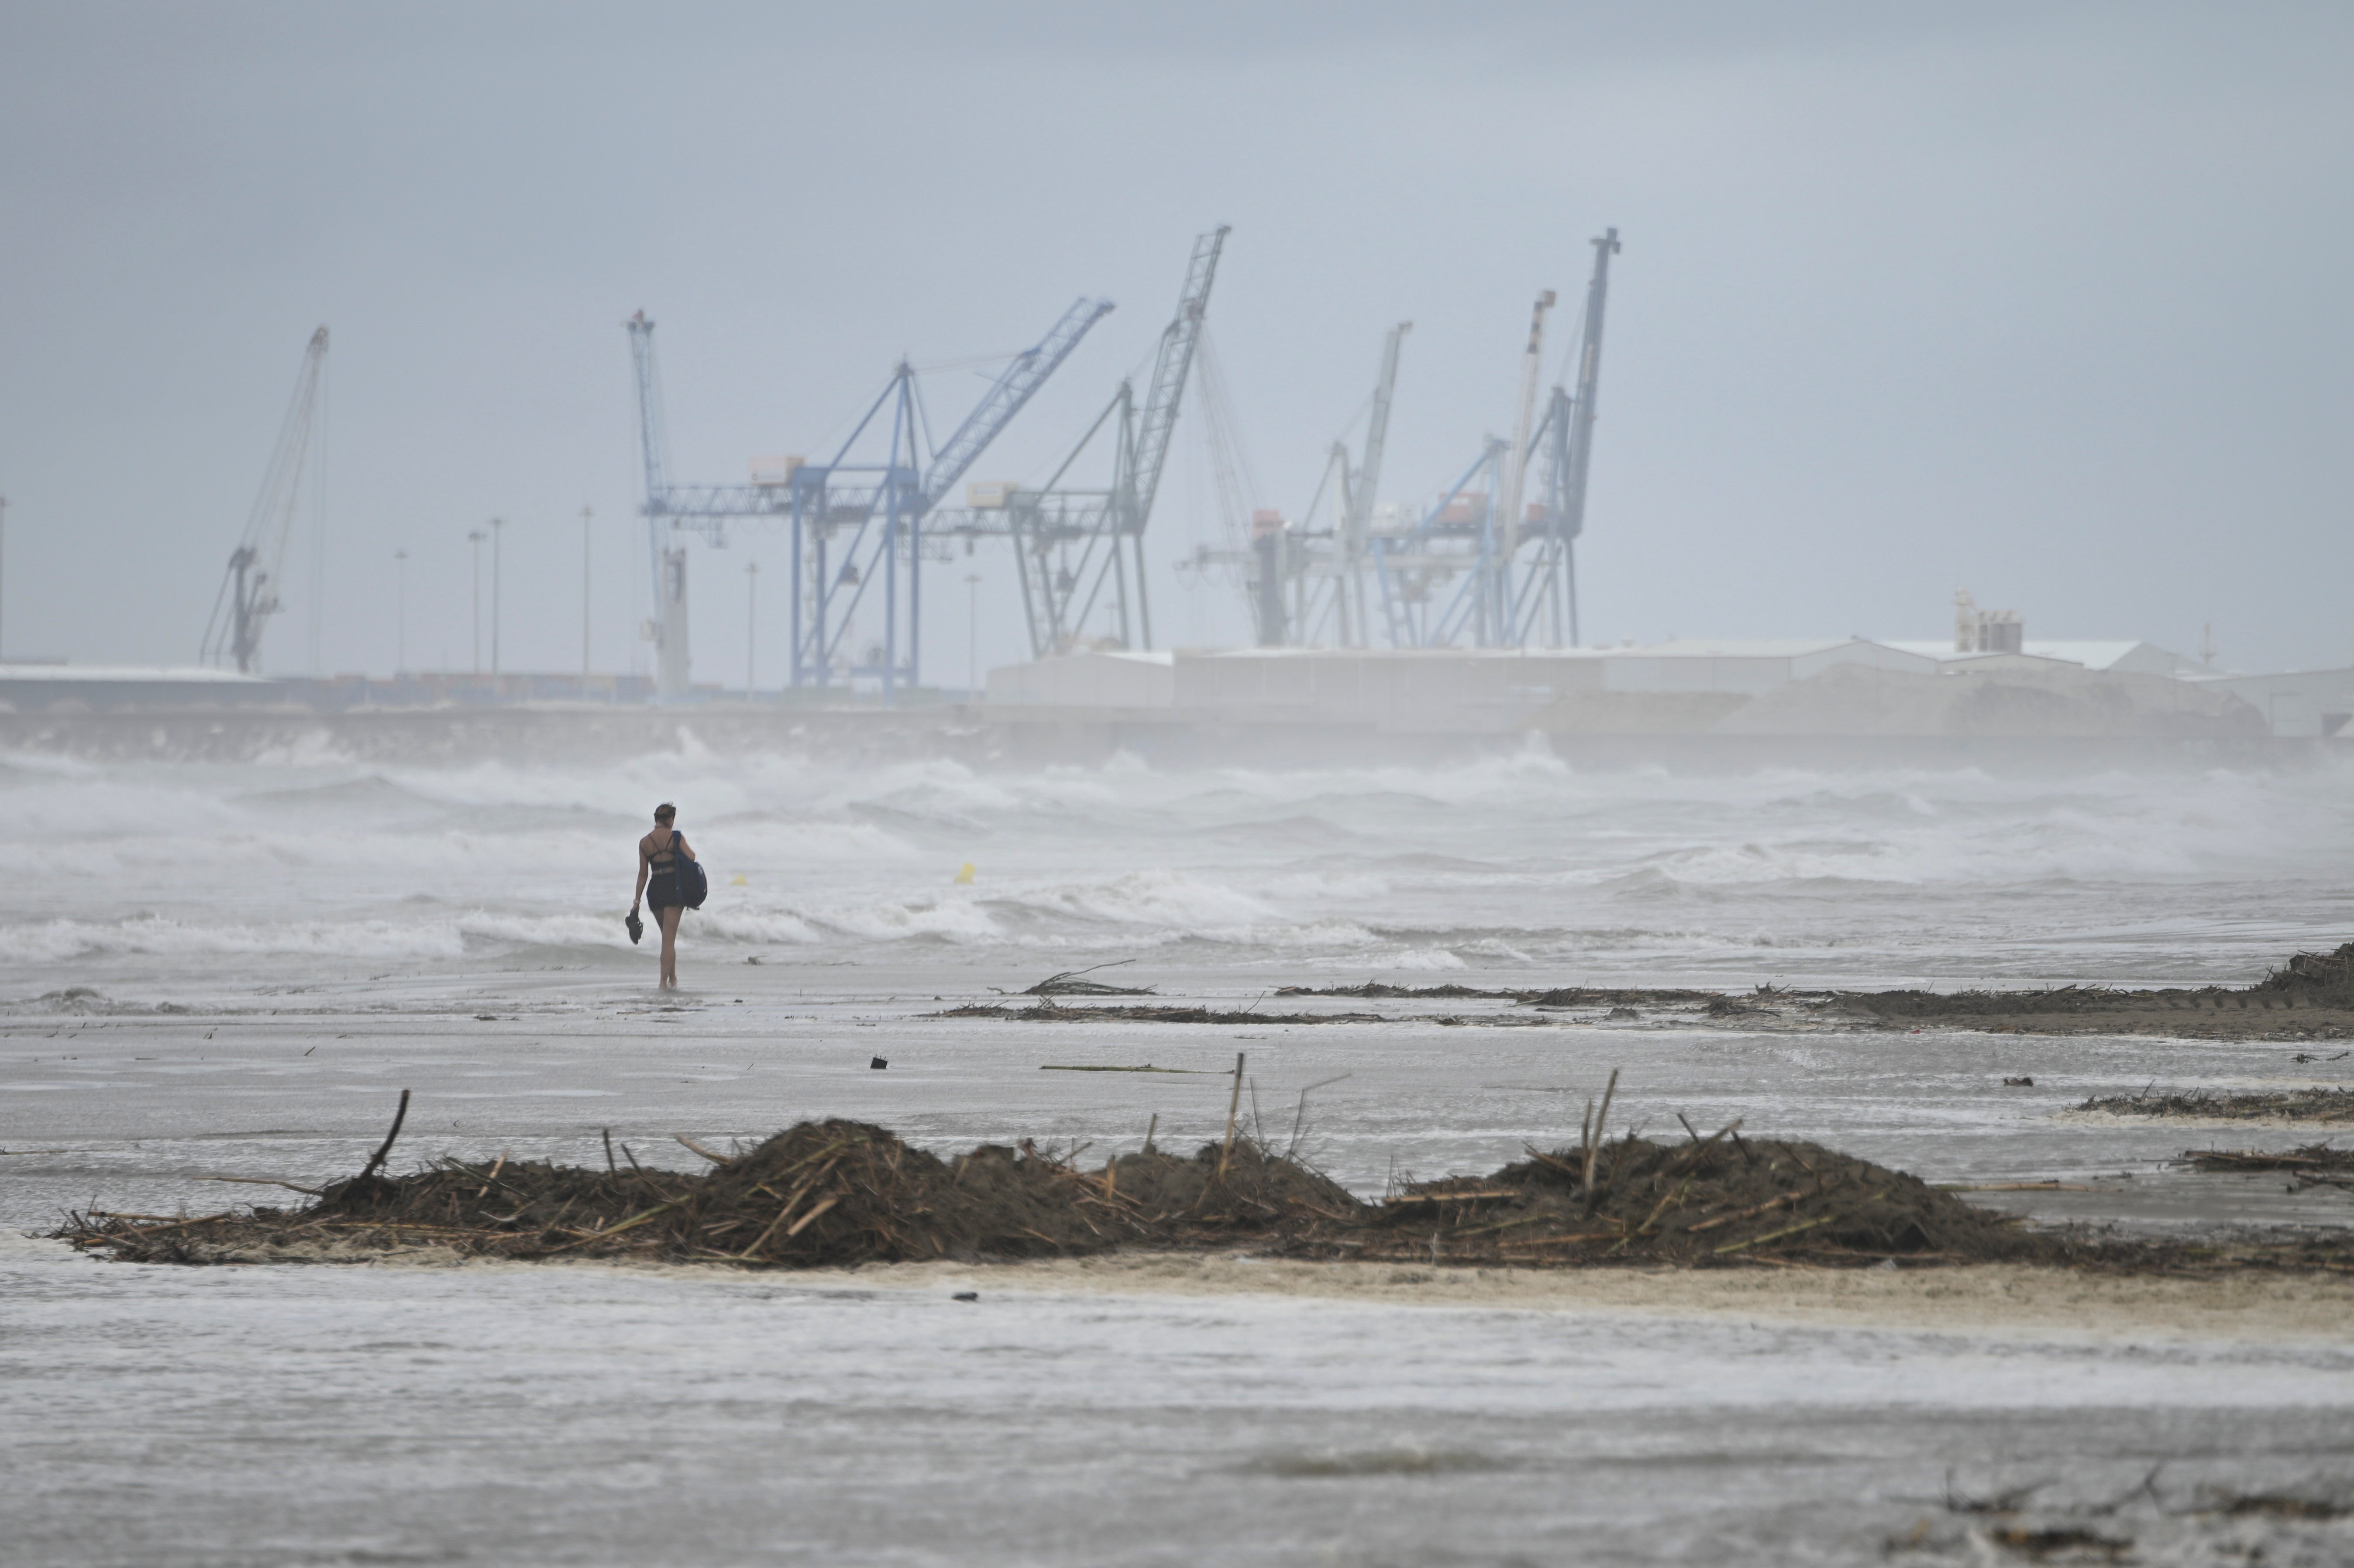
[467,529,486,676]
[393,550,409,674]
[964,572,983,696]
[580,505,593,691]
[488,517,504,685]
[0,494,10,663]
[745,559,760,698]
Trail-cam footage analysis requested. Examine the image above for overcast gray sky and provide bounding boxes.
[3,1,2350,683]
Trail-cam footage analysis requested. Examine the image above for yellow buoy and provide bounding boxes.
[730,873,748,886]
[954,862,976,885]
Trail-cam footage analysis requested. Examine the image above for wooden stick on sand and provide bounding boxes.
[1217,1053,1246,1178]
[358,1090,411,1184]
[1582,1069,1619,1201]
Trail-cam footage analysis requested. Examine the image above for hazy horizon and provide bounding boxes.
[4,1,2351,683]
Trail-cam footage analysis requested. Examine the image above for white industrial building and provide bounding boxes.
[987,639,1941,727]
[1882,640,2204,677]
[979,633,2346,741]
[2184,668,2354,738]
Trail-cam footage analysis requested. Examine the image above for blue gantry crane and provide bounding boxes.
[1229,318,1410,648]
[925,226,1229,657]
[626,297,1112,698]
[1370,227,1618,650]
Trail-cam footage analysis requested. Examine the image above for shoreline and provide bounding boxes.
[17,1231,2350,1343]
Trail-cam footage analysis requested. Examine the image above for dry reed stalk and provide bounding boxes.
[1217,1053,1246,1178]
[1683,1187,1808,1234]
[1582,1069,1620,1201]
[1713,1213,1838,1255]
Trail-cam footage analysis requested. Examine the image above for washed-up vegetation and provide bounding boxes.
[934,999,1387,1025]
[2079,1088,2354,1122]
[944,944,2354,1043]
[1844,942,2354,1033]
[59,1084,2049,1271]
[2179,1142,2354,1173]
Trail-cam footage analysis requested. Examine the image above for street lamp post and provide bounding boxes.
[745,560,760,699]
[964,572,983,697]
[467,529,486,677]
[489,517,504,686]
[580,505,593,692]
[393,550,409,674]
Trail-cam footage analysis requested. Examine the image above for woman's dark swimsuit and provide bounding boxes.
[646,830,689,913]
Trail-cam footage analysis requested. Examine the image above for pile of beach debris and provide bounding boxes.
[58,1111,1369,1269]
[1356,1121,2041,1267]
[2079,1087,2354,1122]
[58,1093,2049,1271]
[2255,942,2354,1001]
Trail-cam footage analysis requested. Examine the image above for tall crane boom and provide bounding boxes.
[1494,290,1555,565]
[1559,227,1619,552]
[1122,225,1228,533]
[1344,321,1411,557]
[922,297,1114,508]
[625,310,692,698]
[1552,227,1619,646]
[920,226,1232,658]
[202,326,328,673]
[626,310,671,530]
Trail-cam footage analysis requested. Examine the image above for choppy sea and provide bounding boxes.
[11,744,2354,996]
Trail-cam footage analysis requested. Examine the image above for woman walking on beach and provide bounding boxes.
[632,803,698,989]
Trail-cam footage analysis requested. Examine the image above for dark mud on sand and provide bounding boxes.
[1837,941,2354,1041]
[940,942,2354,1042]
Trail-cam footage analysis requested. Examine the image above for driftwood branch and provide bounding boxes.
[357,1090,411,1183]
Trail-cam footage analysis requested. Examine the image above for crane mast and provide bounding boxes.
[1296,320,1413,647]
[1494,291,1555,565]
[1556,227,1620,643]
[1487,290,1555,643]
[1346,322,1411,559]
[626,311,691,698]
[202,326,328,674]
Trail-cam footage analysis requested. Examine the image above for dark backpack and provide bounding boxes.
[673,836,709,910]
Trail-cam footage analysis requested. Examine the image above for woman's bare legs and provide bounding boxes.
[657,904,685,988]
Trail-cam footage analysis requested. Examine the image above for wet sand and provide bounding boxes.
[840,1254,2354,1341]
[145,1238,2354,1344]
[13,753,2354,1564]
[12,1224,2354,1568]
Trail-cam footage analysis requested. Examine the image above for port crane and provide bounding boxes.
[1227,320,1412,648]
[627,296,1112,698]
[1369,227,1618,650]
[201,326,328,673]
[926,227,1229,657]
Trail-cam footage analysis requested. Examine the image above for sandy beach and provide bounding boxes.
[11,750,2354,1564]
